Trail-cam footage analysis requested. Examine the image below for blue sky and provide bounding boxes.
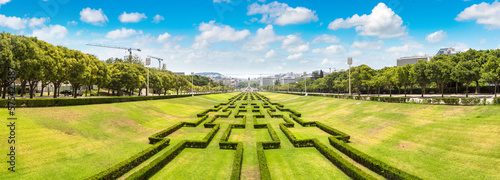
[1,0,500,76]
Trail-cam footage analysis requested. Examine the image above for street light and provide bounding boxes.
[191,72,194,96]
[347,57,352,95]
[146,58,151,96]
[304,71,307,96]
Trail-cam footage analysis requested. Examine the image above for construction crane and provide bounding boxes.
[86,43,141,56]
[147,55,163,69]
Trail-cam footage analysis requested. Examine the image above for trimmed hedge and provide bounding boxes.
[290,114,316,127]
[313,139,377,180]
[256,143,271,180]
[184,115,209,127]
[460,98,481,106]
[329,137,421,180]
[125,141,187,179]
[149,122,184,144]
[279,123,314,147]
[230,143,244,180]
[256,124,281,149]
[316,122,350,142]
[2,94,196,108]
[87,138,170,180]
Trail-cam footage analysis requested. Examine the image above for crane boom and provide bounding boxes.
[148,55,163,69]
[86,43,141,56]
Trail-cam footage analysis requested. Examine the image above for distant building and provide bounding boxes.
[280,77,297,85]
[396,55,433,66]
[260,77,275,87]
[173,72,185,75]
[436,47,457,55]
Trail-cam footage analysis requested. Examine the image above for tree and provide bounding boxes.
[95,60,110,96]
[0,33,15,99]
[351,65,374,95]
[66,50,89,98]
[452,60,480,97]
[482,55,500,97]
[18,37,45,99]
[428,55,453,97]
[397,64,411,97]
[411,60,429,97]
[161,74,173,95]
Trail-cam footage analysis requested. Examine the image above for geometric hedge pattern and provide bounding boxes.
[87,92,420,180]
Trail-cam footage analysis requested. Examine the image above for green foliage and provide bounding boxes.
[329,137,421,180]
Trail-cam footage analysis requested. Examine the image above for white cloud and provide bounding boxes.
[311,34,340,44]
[426,30,447,44]
[105,28,141,39]
[28,17,48,27]
[32,24,68,40]
[0,0,11,7]
[349,50,363,57]
[119,12,147,23]
[250,58,265,63]
[282,34,309,53]
[312,45,346,55]
[80,8,108,26]
[265,49,275,58]
[480,39,486,44]
[152,14,164,23]
[385,42,424,54]
[0,14,26,30]
[157,32,171,43]
[447,41,469,52]
[192,21,250,49]
[497,44,500,49]
[243,25,284,51]
[247,1,318,25]
[287,53,303,60]
[456,1,500,29]
[328,3,406,38]
[351,40,384,50]
[319,58,337,66]
[213,0,230,3]
[76,30,84,36]
[67,20,78,26]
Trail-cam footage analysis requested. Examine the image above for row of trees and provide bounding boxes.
[0,32,229,99]
[265,48,500,97]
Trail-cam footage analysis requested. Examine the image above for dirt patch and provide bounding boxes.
[145,110,182,120]
[397,141,419,150]
[241,166,260,180]
[108,117,145,133]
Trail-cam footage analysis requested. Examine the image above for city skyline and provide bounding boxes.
[1,0,500,75]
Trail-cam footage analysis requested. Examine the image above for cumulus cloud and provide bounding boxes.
[311,34,340,44]
[286,53,303,60]
[213,0,230,3]
[192,21,250,49]
[265,49,275,58]
[32,24,68,40]
[0,14,26,30]
[28,17,48,27]
[385,41,424,54]
[67,20,78,26]
[152,14,164,23]
[243,25,284,51]
[319,58,337,66]
[456,1,500,29]
[80,8,108,26]
[105,28,142,39]
[328,3,406,38]
[312,45,346,55]
[281,34,309,53]
[426,30,447,44]
[119,12,147,23]
[0,0,11,8]
[247,1,318,25]
[349,50,363,57]
[351,40,384,50]
[447,41,469,52]
[157,32,171,43]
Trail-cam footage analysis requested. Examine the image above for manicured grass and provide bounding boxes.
[0,93,233,179]
[149,148,234,180]
[266,147,351,180]
[260,92,500,180]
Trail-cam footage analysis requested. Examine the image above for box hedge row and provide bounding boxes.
[329,137,421,180]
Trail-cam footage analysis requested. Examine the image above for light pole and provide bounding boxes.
[191,72,194,96]
[287,76,290,93]
[348,57,352,95]
[304,71,307,96]
[146,58,151,96]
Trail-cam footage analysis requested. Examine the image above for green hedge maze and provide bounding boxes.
[87,92,421,180]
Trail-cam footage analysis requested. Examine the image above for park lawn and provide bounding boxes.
[197,92,239,102]
[266,92,500,180]
[0,94,230,179]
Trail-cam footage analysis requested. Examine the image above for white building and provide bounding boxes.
[260,77,276,87]
[396,55,433,66]
[436,47,457,55]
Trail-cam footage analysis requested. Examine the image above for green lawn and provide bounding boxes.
[0,93,238,179]
[260,92,500,180]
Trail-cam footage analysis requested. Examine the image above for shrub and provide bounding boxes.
[461,98,480,106]
[329,137,421,180]
[256,143,271,180]
[315,122,350,142]
[149,122,184,144]
[433,98,459,105]
[230,143,244,180]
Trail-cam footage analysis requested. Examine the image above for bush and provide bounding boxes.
[493,97,500,105]
[230,143,244,180]
[256,143,271,180]
[149,122,184,144]
[461,98,480,106]
[329,137,421,180]
[290,114,315,127]
[315,122,350,142]
[433,98,459,105]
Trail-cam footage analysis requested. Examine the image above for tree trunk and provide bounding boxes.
[40,84,45,97]
[441,82,445,98]
[410,84,413,94]
[2,85,6,99]
[28,81,36,99]
[421,82,425,98]
[404,84,407,97]
[97,87,101,96]
[378,87,380,97]
[466,83,469,98]
[495,81,498,98]
[20,80,26,97]
[389,86,392,97]
[475,80,480,94]
[456,82,458,94]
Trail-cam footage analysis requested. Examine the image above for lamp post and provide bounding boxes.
[304,71,307,96]
[347,57,352,95]
[191,72,194,96]
[287,76,290,93]
[146,58,151,96]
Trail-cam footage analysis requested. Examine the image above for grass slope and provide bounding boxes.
[0,93,239,179]
[260,92,500,180]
